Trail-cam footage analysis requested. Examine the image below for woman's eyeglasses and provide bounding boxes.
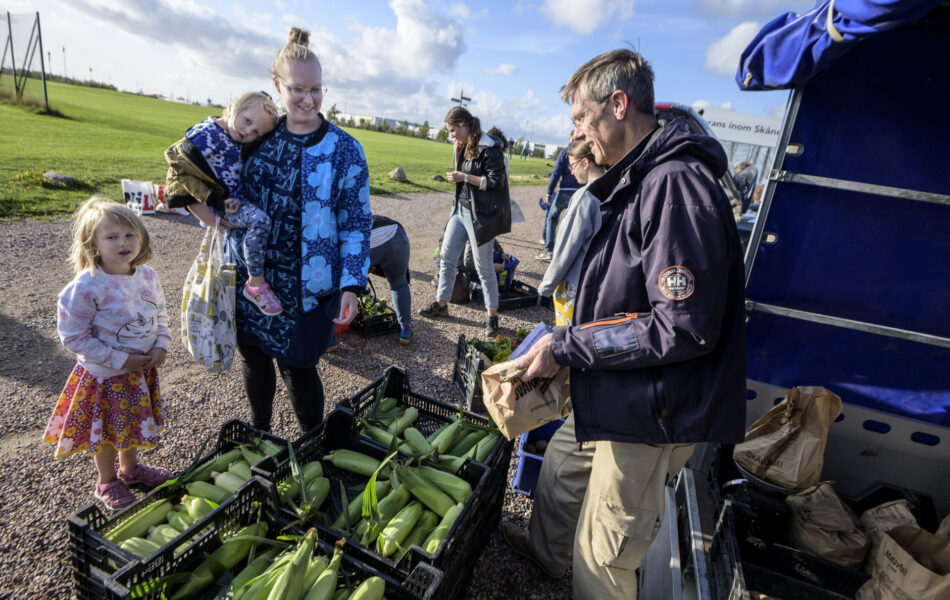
[282,81,327,99]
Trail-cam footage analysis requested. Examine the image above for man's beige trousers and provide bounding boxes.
[525,413,694,599]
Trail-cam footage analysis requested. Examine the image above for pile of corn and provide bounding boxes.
[105,438,282,560]
[323,448,468,560]
[135,525,387,599]
[358,397,500,473]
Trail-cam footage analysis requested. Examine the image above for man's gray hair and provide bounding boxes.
[559,49,655,114]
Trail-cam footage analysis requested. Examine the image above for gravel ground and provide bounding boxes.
[0,184,572,599]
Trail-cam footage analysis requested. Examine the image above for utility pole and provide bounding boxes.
[47,50,51,74]
[62,46,66,80]
[450,90,471,107]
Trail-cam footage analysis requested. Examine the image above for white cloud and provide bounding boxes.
[484,63,520,76]
[62,0,467,107]
[704,21,759,76]
[449,2,470,19]
[63,0,282,79]
[540,0,634,35]
[695,0,812,18]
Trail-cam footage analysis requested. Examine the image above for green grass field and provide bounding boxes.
[0,81,553,219]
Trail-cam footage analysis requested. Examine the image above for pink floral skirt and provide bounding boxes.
[43,364,164,458]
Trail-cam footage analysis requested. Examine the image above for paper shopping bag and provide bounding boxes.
[480,363,570,440]
[181,220,236,371]
[857,526,950,599]
[785,482,870,569]
[734,386,842,489]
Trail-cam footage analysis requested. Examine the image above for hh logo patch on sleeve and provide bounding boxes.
[658,266,695,300]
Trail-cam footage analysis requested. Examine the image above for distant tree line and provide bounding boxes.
[0,69,118,91]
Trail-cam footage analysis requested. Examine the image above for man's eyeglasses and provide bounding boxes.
[282,81,327,99]
[571,96,609,129]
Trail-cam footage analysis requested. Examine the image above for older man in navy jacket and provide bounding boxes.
[503,49,747,599]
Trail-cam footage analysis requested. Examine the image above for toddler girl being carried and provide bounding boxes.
[43,197,171,510]
[164,91,283,316]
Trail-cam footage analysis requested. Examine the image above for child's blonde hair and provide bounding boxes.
[69,196,153,275]
[223,91,279,128]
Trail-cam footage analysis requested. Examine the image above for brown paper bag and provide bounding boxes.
[860,500,919,548]
[856,526,950,600]
[480,362,571,440]
[734,386,842,489]
[936,513,950,540]
[786,482,870,568]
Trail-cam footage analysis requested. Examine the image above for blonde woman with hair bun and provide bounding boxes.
[225,27,372,434]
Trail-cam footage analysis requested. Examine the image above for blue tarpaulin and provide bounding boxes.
[739,2,950,426]
[736,0,943,90]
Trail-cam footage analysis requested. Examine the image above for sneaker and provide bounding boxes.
[118,464,170,488]
[326,334,339,353]
[501,522,567,579]
[538,238,546,245]
[244,281,283,316]
[536,251,552,262]
[418,301,448,318]
[484,315,500,337]
[95,479,136,510]
[399,324,412,345]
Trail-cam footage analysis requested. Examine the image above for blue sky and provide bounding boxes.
[6,0,812,146]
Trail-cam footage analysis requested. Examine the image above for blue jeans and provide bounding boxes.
[437,205,499,311]
[224,202,271,277]
[369,226,411,326]
[545,190,574,253]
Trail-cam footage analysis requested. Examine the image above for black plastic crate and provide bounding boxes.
[710,501,870,600]
[844,481,939,532]
[452,334,488,414]
[255,421,490,589]
[336,366,511,481]
[471,279,541,311]
[328,366,513,599]
[351,307,400,337]
[105,478,443,599]
[351,280,401,338]
[69,419,285,599]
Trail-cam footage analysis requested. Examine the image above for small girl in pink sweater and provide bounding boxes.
[43,197,171,510]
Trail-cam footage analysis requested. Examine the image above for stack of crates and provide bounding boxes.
[68,419,443,599]
[451,334,489,413]
[471,280,541,311]
[68,419,285,599]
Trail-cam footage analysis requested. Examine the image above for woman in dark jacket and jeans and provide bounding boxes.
[419,107,511,336]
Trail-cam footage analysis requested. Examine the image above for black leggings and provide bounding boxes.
[238,343,324,433]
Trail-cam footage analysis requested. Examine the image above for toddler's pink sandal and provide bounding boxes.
[244,281,283,316]
[95,479,136,510]
[118,464,170,488]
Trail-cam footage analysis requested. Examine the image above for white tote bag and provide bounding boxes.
[181,219,237,371]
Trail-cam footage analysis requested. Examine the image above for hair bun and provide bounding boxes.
[289,27,310,47]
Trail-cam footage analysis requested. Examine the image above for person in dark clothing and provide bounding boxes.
[538,141,581,261]
[328,215,412,351]
[501,49,746,599]
[418,107,511,337]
